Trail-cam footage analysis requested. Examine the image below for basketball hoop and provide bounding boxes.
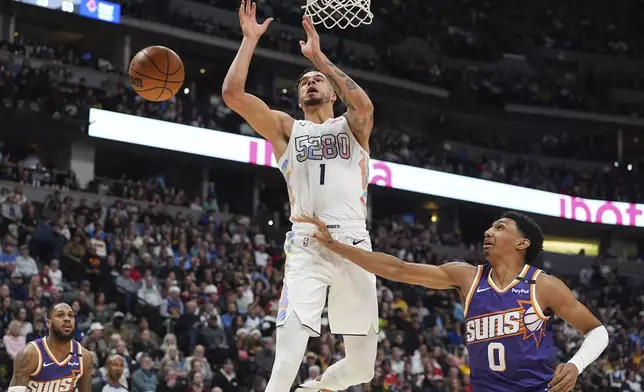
[302,0,373,29]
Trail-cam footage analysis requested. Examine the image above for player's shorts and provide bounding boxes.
[276,220,379,336]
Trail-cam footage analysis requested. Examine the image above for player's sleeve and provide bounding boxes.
[78,346,95,392]
[9,343,39,388]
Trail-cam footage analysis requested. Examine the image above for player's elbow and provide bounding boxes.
[354,99,374,116]
[221,85,244,108]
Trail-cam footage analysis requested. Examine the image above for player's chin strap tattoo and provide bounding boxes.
[567,325,609,374]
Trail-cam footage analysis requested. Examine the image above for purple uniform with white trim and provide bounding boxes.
[27,337,84,392]
[464,264,555,392]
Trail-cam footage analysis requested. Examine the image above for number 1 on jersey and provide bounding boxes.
[319,164,326,185]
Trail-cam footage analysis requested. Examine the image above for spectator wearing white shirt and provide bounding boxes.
[154,239,173,258]
[199,300,221,326]
[244,304,262,330]
[390,347,405,375]
[2,194,23,222]
[48,259,64,291]
[90,231,107,258]
[254,244,269,268]
[16,307,33,337]
[15,244,38,278]
[138,275,162,308]
[10,185,27,206]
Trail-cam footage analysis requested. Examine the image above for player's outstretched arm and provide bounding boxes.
[222,0,292,148]
[77,346,95,392]
[293,216,475,289]
[537,274,608,392]
[8,343,38,390]
[299,16,374,147]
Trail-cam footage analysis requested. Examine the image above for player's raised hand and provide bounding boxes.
[548,363,579,392]
[292,215,334,247]
[238,0,273,40]
[299,16,322,60]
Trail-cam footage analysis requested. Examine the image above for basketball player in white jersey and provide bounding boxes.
[222,2,377,392]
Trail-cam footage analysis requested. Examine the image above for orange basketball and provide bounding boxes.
[129,46,184,102]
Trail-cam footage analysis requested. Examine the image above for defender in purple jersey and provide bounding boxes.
[8,303,93,392]
[296,211,610,392]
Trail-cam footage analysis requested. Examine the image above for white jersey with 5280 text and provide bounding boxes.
[277,115,369,223]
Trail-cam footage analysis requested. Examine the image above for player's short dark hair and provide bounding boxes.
[47,302,71,319]
[501,211,544,263]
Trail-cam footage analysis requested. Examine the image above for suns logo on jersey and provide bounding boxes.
[465,300,547,348]
[28,377,78,392]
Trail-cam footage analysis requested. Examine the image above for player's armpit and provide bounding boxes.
[9,344,38,387]
[342,111,374,148]
[222,91,292,145]
[77,347,94,392]
[537,274,602,334]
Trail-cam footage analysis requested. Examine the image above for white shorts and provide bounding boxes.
[276,221,379,336]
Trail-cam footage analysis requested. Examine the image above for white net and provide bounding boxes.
[302,0,373,29]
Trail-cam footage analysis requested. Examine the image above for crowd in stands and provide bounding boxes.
[113,0,644,116]
[0,167,641,392]
[0,2,643,391]
[0,141,221,210]
[3,35,644,204]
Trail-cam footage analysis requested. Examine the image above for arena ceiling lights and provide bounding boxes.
[88,109,644,228]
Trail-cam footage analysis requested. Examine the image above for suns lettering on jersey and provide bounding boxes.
[28,377,77,392]
[465,300,548,348]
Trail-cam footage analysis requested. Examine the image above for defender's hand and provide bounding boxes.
[299,16,322,60]
[548,363,579,392]
[238,0,273,40]
[292,215,334,247]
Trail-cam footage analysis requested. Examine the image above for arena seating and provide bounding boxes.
[0,2,643,391]
[112,0,644,117]
[2,37,643,203]
[0,171,640,391]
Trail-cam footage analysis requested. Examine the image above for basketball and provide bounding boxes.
[129,46,185,102]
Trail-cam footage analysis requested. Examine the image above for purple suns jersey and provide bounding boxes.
[27,337,84,392]
[464,264,555,392]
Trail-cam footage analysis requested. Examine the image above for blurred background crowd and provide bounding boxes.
[2,35,644,204]
[0,0,643,391]
[0,179,642,392]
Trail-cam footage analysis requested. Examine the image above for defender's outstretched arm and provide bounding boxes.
[293,215,474,289]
